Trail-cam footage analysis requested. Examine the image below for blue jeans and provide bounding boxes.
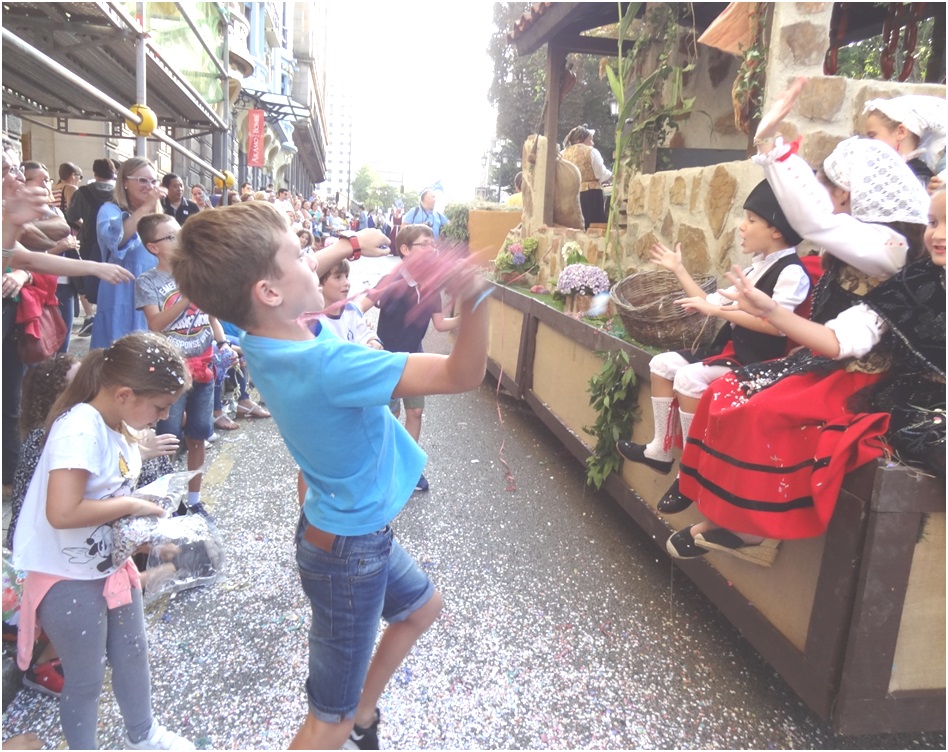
[158,380,214,440]
[294,514,433,722]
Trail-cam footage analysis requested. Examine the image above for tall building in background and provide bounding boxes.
[319,83,353,206]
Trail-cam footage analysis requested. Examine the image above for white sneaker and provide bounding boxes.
[126,722,195,750]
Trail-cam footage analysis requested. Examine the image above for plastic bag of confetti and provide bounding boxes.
[142,514,225,604]
[110,471,199,564]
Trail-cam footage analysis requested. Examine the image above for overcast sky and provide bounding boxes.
[327,1,499,203]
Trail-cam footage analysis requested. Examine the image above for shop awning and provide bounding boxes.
[235,83,312,122]
[1,2,224,130]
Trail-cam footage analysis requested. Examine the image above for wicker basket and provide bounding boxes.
[610,270,720,350]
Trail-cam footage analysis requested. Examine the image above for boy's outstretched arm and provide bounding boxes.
[393,277,489,398]
[312,228,389,276]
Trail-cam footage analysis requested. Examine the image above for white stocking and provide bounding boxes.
[644,397,675,461]
[679,409,695,446]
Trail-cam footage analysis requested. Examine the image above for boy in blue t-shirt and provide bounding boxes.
[172,203,489,750]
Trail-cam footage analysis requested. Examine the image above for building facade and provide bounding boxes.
[2,1,328,197]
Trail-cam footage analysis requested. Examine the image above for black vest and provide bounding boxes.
[698,253,805,366]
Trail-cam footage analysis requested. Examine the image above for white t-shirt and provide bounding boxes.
[273,198,295,217]
[12,402,142,579]
[319,303,380,347]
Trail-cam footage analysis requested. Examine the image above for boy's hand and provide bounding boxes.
[650,242,683,273]
[355,228,391,257]
[719,264,778,318]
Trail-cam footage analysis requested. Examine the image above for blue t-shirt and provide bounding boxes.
[240,325,425,536]
[403,206,449,238]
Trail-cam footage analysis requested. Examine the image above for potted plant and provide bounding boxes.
[493,237,539,286]
[561,240,587,266]
[556,263,611,315]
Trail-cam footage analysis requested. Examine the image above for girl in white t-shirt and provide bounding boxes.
[12,331,195,751]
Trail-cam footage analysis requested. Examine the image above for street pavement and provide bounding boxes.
[2,254,945,749]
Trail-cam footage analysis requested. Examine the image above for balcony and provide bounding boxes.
[227,4,254,78]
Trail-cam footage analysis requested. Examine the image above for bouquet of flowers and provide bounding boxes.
[495,237,539,274]
[556,263,611,297]
[561,240,586,266]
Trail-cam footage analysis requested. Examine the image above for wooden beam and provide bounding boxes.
[553,32,633,58]
[512,3,580,57]
[541,41,567,227]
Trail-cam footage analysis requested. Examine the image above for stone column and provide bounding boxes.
[765,3,834,110]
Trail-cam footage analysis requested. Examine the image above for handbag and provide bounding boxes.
[17,302,67,364]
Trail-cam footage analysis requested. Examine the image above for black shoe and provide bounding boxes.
[344,708,380,750]
[666,526,707,559]
[657,477,692,514]
[694,529,780,567]
[414,474,429,492]
[76,316,94,337]
[615,440,673,475]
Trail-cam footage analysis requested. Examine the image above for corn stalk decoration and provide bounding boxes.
[601,3,696,272]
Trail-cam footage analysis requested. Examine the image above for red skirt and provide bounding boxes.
[678,369,890,539]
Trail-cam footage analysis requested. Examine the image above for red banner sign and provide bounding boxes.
[247,109,265,168]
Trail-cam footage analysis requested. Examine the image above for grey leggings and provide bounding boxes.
[38,578,154,749]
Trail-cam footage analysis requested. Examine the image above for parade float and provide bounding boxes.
[485,3,946,735]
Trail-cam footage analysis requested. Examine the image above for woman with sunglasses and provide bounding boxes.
[90,158,164,349]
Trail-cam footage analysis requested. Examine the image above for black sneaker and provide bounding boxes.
[344,708,380,750]
[76,316,94,337]
[657,477,692,514]
[616,440,673,475]
[186,501,215,522]
[414,474,429,492]
[666,526,708,559]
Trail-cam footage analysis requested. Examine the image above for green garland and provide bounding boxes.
[584,349,641,489]
[732,3,769,135]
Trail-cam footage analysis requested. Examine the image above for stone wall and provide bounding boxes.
[673,43,745,151]
[620,160,763,280]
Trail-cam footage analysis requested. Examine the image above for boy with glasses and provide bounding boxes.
[135,214,229,518]
[362,224,459,492]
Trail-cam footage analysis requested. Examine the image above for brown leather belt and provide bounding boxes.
[303,523,336,552]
